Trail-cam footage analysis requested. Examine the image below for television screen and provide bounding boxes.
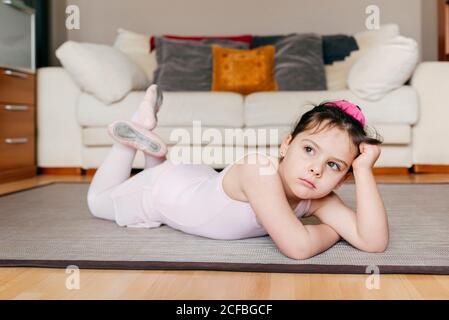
[0,0,35,72]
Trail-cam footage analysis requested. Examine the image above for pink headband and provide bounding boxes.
[326,100,366,127]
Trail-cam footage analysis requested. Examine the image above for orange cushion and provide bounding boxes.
[211,45,278,95]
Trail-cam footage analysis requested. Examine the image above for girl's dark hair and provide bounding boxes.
[283,101,384,173]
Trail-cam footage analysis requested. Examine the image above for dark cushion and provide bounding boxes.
[272,33,327,91]
[251,35,285,49]
[153,37,249,91]
[150,34,253,52]
[252,34,359,65]
[322,34,358,64]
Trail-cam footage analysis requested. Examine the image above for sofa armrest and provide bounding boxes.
[411,62,449,165]
[37,67,83,167]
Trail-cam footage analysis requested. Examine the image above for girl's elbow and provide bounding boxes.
[376,235,390,252]
[366,246,386,253]
[280,237,312,260]
[363,239,389,253]
[281,246,311,260]
[287,248,312,260]
[376,240,389,253]
[295,251,313,260]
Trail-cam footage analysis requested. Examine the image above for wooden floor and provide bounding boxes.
[1,173,449,299]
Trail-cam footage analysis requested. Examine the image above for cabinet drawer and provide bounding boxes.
[0,68,35,105]
[0,104,35,137]
[0,135,35,170]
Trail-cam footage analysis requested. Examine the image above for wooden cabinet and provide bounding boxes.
[0,67,37,183]
[439,0,449,61]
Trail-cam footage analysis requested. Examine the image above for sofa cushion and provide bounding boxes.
[77,91,244,127]
[82,126,266,147]
[244,85,418,127]
[83,126,287,147]
[150,34,253,51]
[251,34,358,65]
[248,25,399,91]
[82,123,411,149]
[82,144,412,169]
[321,35,359,65]
[211,45,277,95]
[348,36,419,101]
[153,37,249,91]
[325,24,400,91]
[273,33,326,91]
[113,28,157,83]
[55,41,149,104]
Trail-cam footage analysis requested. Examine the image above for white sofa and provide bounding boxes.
[36,62,449,171]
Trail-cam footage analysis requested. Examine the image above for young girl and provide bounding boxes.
[87,85,389,260]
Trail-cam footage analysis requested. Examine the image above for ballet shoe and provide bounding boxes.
[108,120,167,158]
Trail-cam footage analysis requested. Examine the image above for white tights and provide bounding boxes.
[86,142,166,221]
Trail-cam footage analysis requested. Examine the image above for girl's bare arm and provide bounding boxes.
[351,143,389,251]
[310,189,388,253]
[239,154,341,260]
[352,167,389,251]
[302,223,342,258]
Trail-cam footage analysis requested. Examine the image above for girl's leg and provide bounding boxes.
[87,142,138,220]
[87,146,167,221]
[144,153,166,169]
[87,85,164,220]
[131,83,167,170]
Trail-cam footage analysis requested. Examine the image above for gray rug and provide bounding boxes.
[0,182,448,275]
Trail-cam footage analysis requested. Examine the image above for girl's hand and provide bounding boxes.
[352,143,381,171]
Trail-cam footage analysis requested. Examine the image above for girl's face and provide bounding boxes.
[278,124,358,200]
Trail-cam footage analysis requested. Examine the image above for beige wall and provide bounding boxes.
[50,0,439,65]
[421,0,438,62]
[49,0,67,66]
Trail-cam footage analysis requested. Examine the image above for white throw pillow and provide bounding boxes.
[55,41,149,104]
[348,36,419,101]
[326,24,400,91]
[113,28,157,82]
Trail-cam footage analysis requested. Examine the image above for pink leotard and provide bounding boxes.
[109,153,312,240]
